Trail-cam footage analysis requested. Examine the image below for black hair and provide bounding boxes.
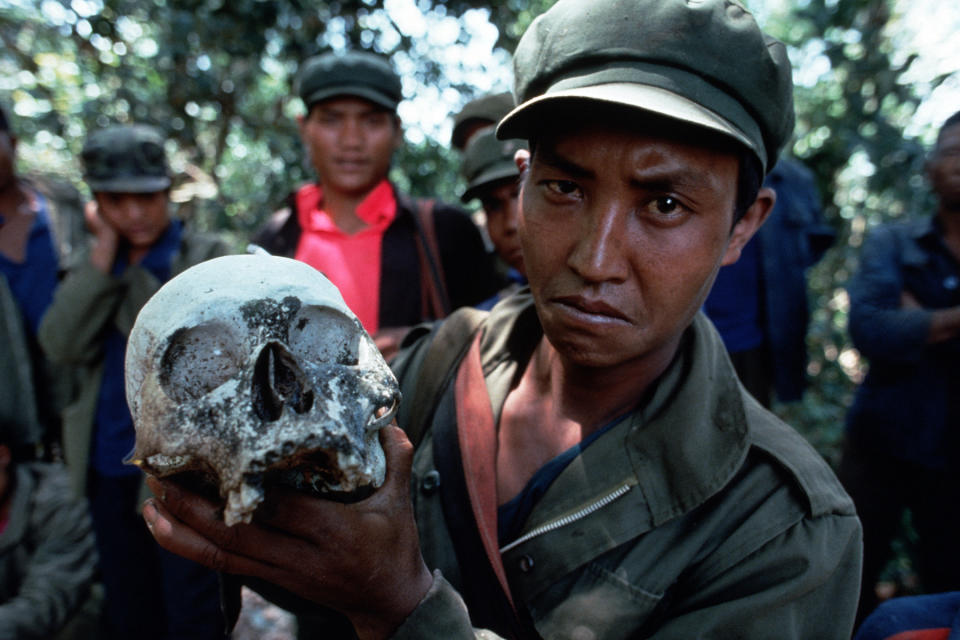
[936,110,960,148]
[0,103,9,134]
[733,147,763,225]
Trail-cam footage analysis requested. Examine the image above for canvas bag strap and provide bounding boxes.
[412,199,451,320]
[403,306,486,449]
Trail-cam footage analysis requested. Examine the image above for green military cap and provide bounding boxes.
[82,124,171,193]
[460,129,526,203]
[451,91,515,150]
[297,51,402,113]
[497,0,795,173]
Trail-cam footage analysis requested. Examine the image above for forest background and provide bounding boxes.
[2,0,958,593]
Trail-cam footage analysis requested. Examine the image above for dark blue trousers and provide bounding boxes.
[88,472,226,640]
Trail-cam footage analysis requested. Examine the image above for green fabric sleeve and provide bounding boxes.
[38,261,126,366]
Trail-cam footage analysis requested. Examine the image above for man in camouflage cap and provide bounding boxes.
[39,123,229,640]
[144,2,862,638]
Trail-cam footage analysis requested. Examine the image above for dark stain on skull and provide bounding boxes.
[240,296,302,341]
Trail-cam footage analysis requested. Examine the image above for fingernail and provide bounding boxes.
[143,499,156,531]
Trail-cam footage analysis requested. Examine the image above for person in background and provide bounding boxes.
[459,128,527,309]
[0,102,83,461]
[0,420,99,640]
[840,110,960,626]
[38,123,231,640]
[703,155,835,406]
[253,51,502,359]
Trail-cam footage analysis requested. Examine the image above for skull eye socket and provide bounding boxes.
[160,323,242,402]
[288,307,360,366]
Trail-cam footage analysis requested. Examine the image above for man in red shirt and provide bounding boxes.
[253,51,502,358]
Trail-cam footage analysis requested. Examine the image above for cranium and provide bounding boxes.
[125,254,400,526]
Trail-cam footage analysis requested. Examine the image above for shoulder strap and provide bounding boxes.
[401,306,487,448]
[412,199,451,320]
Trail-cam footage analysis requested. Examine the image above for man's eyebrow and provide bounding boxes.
[534,147,594,179]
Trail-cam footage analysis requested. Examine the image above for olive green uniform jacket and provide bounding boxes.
[37,228,230,497]
[0,462,98,639]
[389,292,863,639]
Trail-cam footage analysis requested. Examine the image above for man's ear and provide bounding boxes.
[514,148,530,174]
[393,122,405,151]
[721,186,775,266]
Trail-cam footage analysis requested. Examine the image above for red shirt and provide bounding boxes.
[294,180,397,334]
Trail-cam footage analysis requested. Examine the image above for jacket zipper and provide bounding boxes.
[499,483,633,554]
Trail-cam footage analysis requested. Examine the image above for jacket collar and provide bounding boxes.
[478,291,750,528]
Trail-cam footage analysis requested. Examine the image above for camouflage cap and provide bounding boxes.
[82,124,171,193]
[297,51,402,113]
[451,91,515,150]
[460,129,526,203]
[497,0,795,172]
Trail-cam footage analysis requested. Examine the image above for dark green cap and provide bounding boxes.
[82,124,171,193]
[497,0,795,172]
[451,91,515,150]
[460,129,526,203]
[297,51,402,112]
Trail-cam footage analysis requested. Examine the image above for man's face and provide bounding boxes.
[929,123,960,209]
[0,132,16,192]
[95,190,170,249]
[299,97,402,199]
[518,120,768,370]
[480,178,525,275]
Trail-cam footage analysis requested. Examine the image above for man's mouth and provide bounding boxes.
[553,294,630,323]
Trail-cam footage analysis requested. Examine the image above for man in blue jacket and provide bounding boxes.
[840,110,960,625]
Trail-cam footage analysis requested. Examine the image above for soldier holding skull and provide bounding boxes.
[141,0,863,637]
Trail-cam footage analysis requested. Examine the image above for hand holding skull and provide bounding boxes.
[143,425,433,640]
[125,255,427,635]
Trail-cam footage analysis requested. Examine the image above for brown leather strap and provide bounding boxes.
[413,199,451,320]
[454,332,516,610]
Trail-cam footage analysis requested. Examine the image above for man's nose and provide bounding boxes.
[504,198,520,233]
[124,198,147,221]
[567,205,629,284]
[338,118,364,147]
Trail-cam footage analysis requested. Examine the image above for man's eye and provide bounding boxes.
[653,196,680,214]
[544,180,580,196]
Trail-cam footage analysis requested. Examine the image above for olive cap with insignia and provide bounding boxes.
[460,129,526,203]
[82,124,171,193]
[297,50,402,113]
[497,0,795,173]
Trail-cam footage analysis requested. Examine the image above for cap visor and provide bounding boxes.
[461,164,521,203]
[87,176,171,194]
[497,83,755,155]
[304,86,399,112]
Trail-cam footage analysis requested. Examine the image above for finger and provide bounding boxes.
[253,426,414,536]
[144,498,265,575]
[146,484,325,575]
[377,425,415,495]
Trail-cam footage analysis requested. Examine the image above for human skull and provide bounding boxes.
[125,254,400,526]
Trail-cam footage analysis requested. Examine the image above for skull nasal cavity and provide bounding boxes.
[252,342,315,422]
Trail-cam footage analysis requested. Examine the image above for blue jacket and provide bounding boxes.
[704,158,835,402]
[845,216,960,469]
